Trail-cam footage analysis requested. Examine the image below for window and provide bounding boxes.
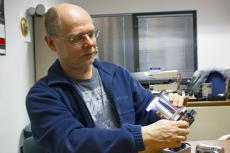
[92,11,197,78]
[93,14,135,72]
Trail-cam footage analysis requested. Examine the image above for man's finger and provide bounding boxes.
[174,135,187,142]
[183,96,189,106]
[177,96,184,107]
[177,128,190,136]
[176,120,189,128]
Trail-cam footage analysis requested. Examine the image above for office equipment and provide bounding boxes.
[149,82,178,92]
[163,143,191,153]
[196,144,224,153]
[148,70,180,93]
[201,83,212,98]
[148,70,178,79]
[225,77,230,99]
[189,140,229,153]
[131,71,181,91]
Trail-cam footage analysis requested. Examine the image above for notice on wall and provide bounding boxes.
[0,0,5,56]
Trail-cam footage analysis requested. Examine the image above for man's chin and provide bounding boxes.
[86,56,96,65]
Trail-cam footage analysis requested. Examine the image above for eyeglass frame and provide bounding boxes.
[53,29,100,45]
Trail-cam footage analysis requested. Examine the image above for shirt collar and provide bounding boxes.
[47,59,116,86]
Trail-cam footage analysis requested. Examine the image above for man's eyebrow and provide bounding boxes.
[67,29,96,36]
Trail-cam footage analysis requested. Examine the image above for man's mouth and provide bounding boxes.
[83,51,97,56]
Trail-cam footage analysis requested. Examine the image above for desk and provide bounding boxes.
[188,140,230,153]
[187,100,230,107]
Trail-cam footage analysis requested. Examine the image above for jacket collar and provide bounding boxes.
[47,59,116,86]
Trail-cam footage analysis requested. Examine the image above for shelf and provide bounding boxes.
[188,100,230,107]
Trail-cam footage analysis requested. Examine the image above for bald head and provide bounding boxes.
[44,3,92,36]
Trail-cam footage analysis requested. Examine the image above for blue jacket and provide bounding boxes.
[26,59,159,153]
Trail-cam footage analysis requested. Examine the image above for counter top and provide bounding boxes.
[188,100,230,107]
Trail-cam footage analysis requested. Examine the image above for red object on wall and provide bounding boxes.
[0,37,5,45]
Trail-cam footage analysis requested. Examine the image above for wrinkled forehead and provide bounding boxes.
[67,23,95,36]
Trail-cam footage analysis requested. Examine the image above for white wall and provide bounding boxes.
[0,0,35,152]
[77,0,230,69]
[188,106,230,140]
[0,0,229,152]
[0,0,71,152]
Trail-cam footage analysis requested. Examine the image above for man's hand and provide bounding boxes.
[141,119,189,152]
[168,93,189,107]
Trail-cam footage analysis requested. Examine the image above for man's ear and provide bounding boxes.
[45,35,56,52]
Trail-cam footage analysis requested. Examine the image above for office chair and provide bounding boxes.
[189,70,226,98]
[23,124,32,139]
[23,136,44,153]
[206,71,226,96]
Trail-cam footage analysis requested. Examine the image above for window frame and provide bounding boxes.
[132,10,198,75]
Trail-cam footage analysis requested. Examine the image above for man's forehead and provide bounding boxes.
[60,23,95,36]
[70,24,95,34]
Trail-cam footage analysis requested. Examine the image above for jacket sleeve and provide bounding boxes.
[26,81,144,153]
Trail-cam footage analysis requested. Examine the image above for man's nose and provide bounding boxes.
[84,34,93,44]
[83,34,95,45]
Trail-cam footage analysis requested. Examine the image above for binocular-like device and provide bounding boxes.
[146,91,197,153]
[146,91,196,125]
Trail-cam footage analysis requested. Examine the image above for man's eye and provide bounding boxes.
[70,35,83,42]
[88,32,94,38]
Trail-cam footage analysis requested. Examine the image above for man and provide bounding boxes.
[26,3,189,153]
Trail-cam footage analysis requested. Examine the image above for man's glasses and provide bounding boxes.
[56,30,100,45]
